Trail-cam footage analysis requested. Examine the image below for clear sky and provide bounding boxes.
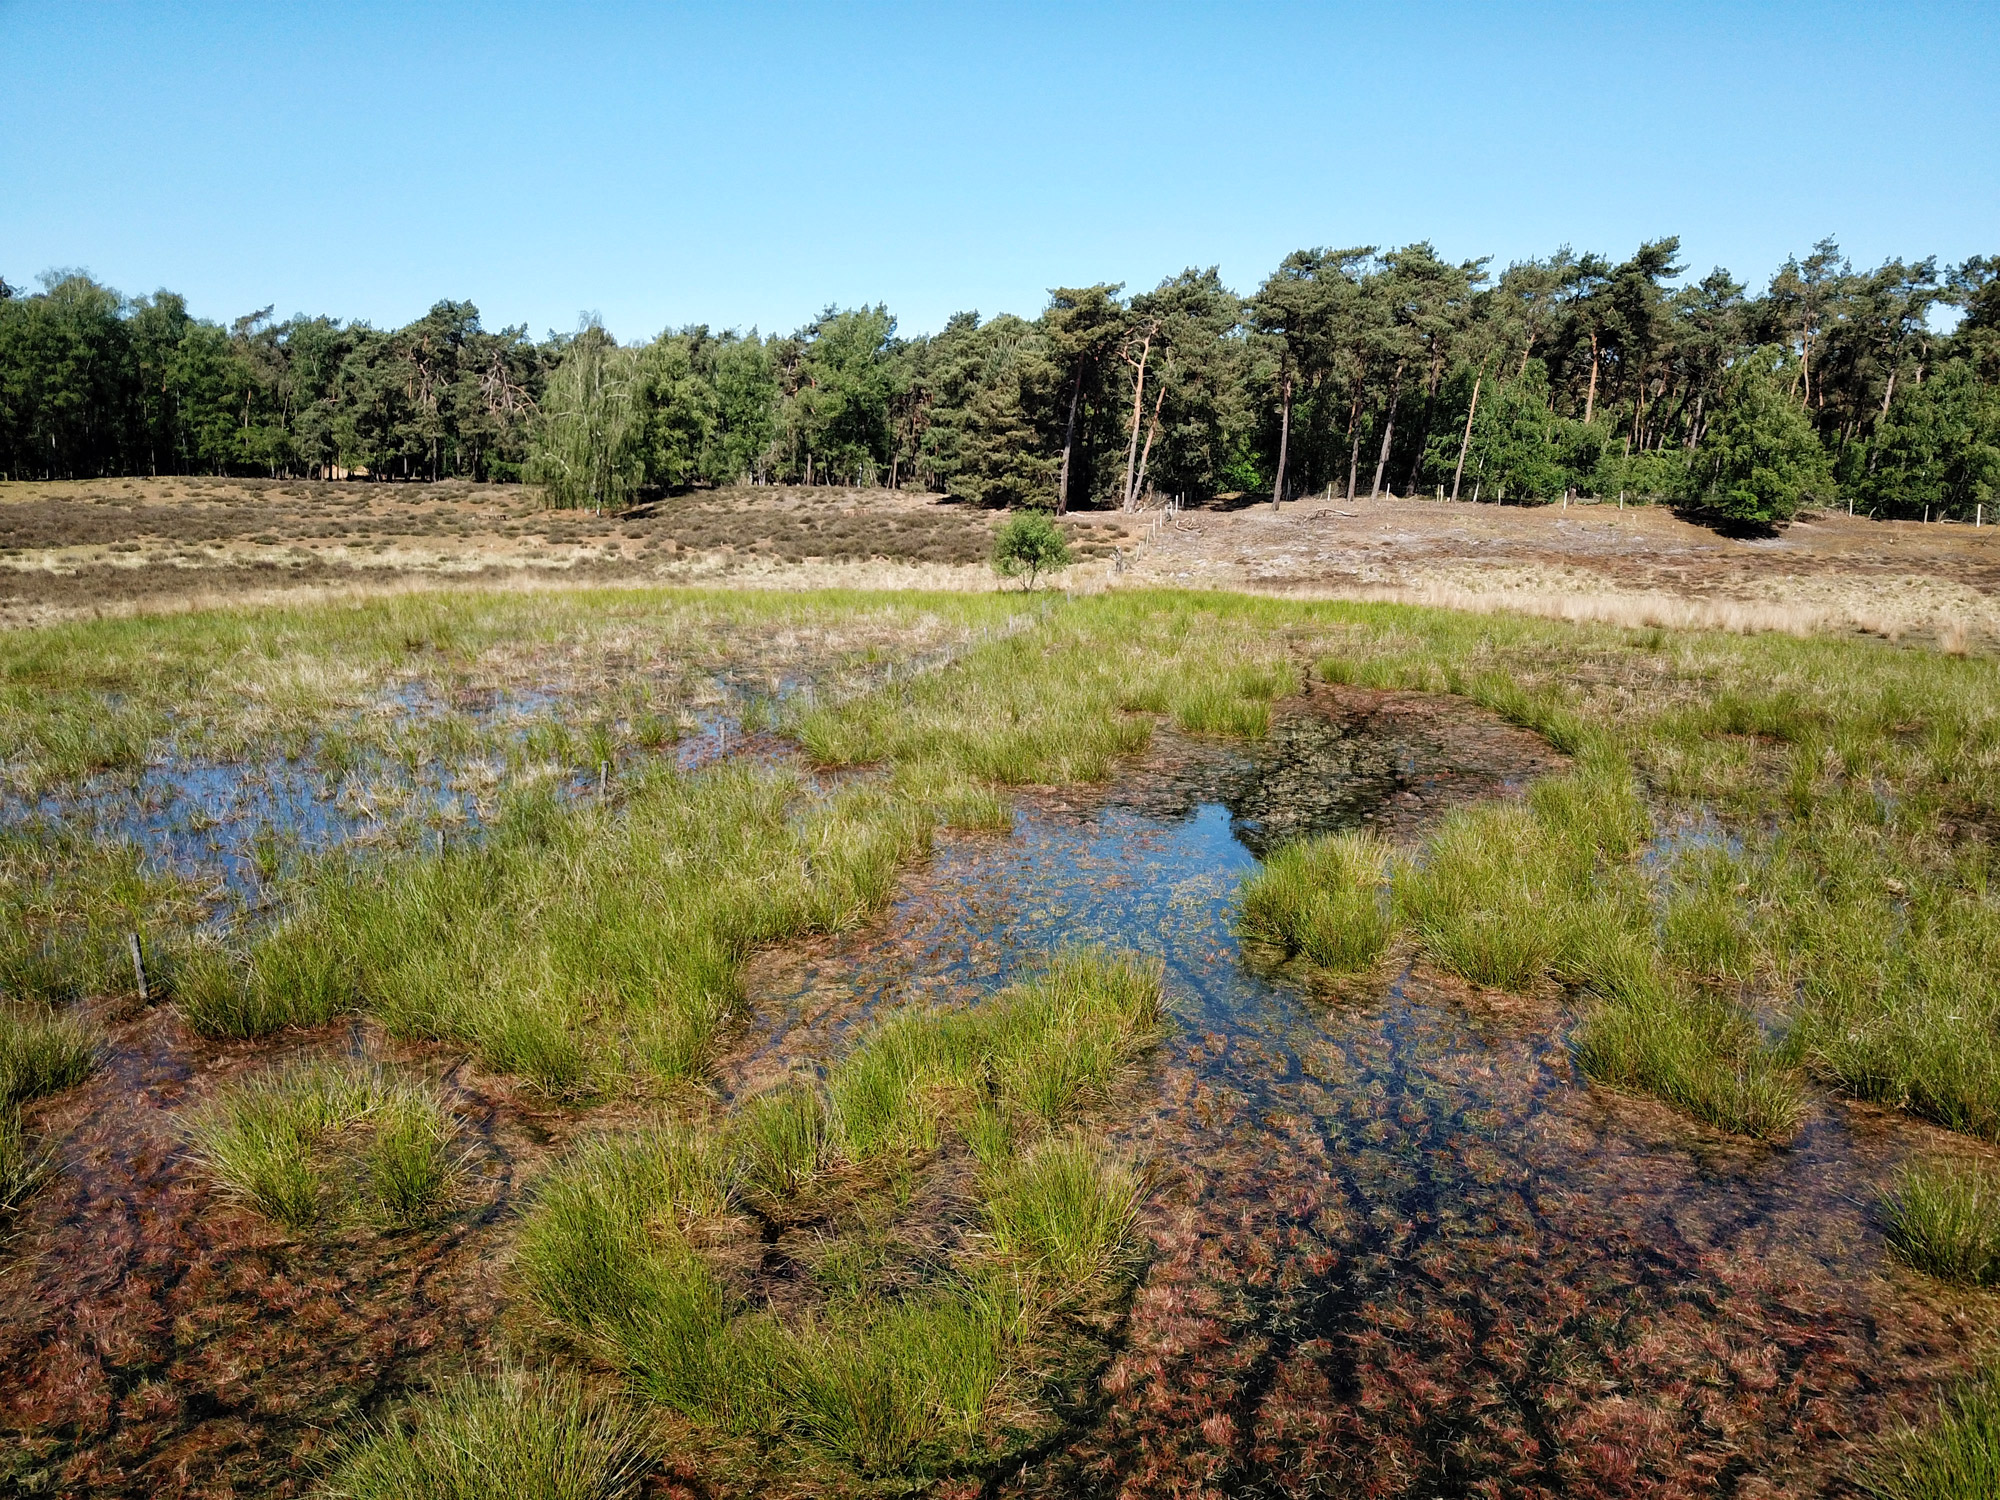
[4,1,1996,341]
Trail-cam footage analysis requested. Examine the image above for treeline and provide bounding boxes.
[4,238,1997,523]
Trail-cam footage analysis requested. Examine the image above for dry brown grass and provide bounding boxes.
[4,478,1991,649]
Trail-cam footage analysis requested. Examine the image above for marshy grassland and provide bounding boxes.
[1,582,1998,1496]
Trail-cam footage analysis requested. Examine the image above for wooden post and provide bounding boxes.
[599,760,608,798]
[128,931,148,1003]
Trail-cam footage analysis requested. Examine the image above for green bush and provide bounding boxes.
[990,512,1073,591]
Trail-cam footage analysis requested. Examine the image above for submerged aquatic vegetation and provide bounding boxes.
[184,1060,462,1231]
[318,1367,650,1500]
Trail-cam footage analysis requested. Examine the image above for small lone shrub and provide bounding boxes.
[991,512,1073,591]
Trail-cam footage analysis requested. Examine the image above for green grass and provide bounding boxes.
[775,1292,1008,1474]
[1881,1159,2000,1285]
[184,1061,462,1232]
[515,948,1161,1483]
[1399,803,1580,992]
[1238,831,1396,972]
[0,1109,53,1228]
[985,1132,1144,1295]
[318,1368,649,1500]
[1860,1365,2000,1500]
[733,1081,829,1209]
[824,948,1166,1159]
[794,597,1296,784]
[1571,970,1804,1140]
[209,767,934,1094]
[0,1005,99,1108]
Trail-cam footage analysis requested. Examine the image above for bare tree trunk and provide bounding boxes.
[1056,365,1083,514]
[1369,362,1405,499]
[1583,331,1600,424]
[1134,377,1165,504]
[1271,371,1294,511]
[1120,330,1152,510]
[1450,367,1484,502]
[1345,390,1364,499]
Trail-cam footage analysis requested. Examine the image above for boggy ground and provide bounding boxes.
[0,1006,571,1496]
[3,476,1993,650]
[751,692,2000,1499]
[3,589,1999,1498]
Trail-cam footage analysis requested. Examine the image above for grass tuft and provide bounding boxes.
[0,1005,99,1107]
[184,1061,461,1232]
[1238,831,1395,972]
[733,1082,828,1209]
[318,1367,650,1500]
[1572,970,1804,1141]
[1859,1365,2000,1500]
[0,1109,54,1228]
[1881,1159,2000,1285]
[986,1133,1145,1295]
[1399,805,1576,992]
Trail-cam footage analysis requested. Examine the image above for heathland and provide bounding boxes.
[1,557,1998,1497]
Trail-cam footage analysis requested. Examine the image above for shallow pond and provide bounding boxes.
[748,691,1991,1498]
[2,686,1990,1499]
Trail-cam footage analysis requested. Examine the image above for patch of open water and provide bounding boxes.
[746,696,1991,1497]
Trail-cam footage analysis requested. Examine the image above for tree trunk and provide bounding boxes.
[1369,362,1405,499]
[1134,377,1166,505]
[1345,390,1364,499]
[1271,371,1294,510]
[1120,331,1152,510]
[1450,367,1484,502]
[1583,331,1600,424]
[1057,365,1084,514]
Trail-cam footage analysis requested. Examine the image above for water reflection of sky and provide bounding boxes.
[750,718,1993,1498]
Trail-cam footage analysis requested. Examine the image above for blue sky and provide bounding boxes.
[4,1,1996,340]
